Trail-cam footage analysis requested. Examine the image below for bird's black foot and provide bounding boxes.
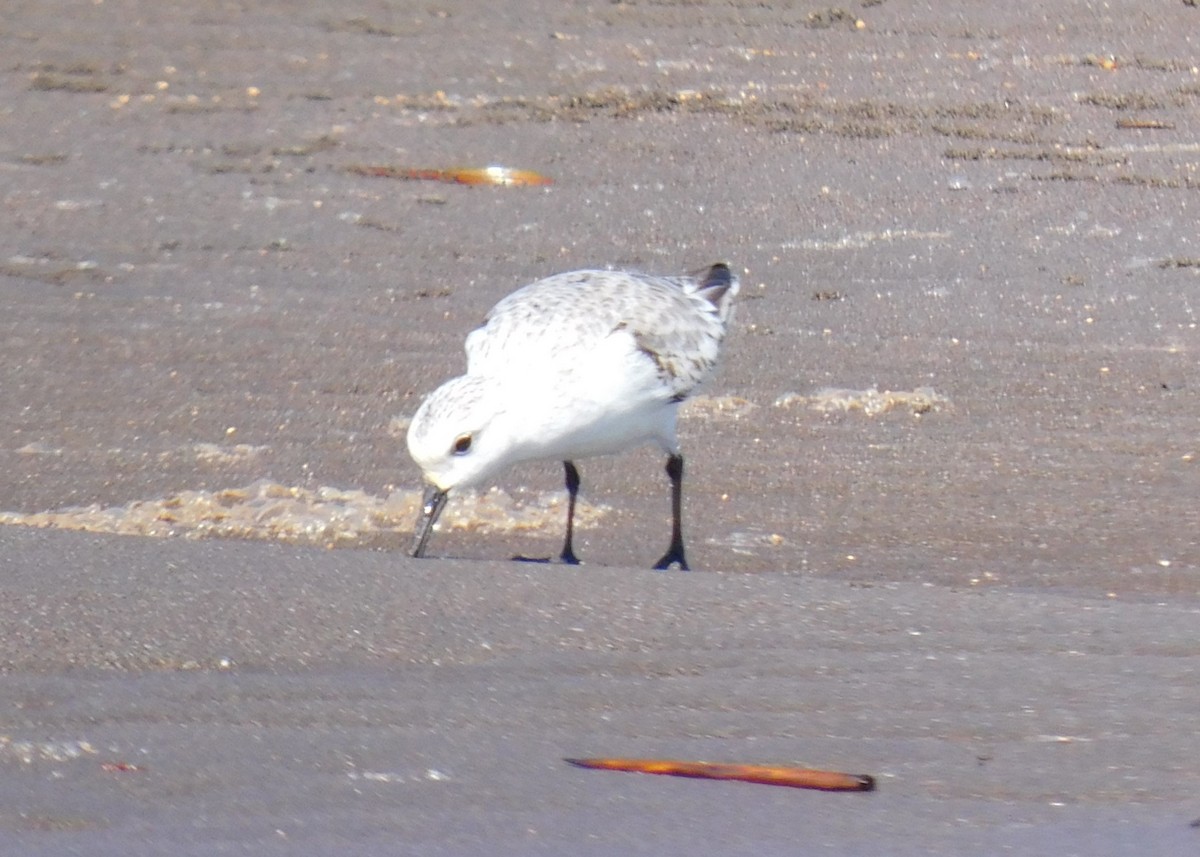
[652,547,689,571]
[512,552,581,566]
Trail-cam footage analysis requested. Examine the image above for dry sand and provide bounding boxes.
[2,1,1199,853]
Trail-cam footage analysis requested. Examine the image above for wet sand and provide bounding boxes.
[2,1,1199,853]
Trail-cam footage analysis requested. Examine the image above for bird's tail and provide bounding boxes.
[694,262,739,324]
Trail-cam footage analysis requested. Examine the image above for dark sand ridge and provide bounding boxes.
[1,0,1198,853]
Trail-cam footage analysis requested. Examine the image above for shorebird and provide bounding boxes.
[406,263,738,569]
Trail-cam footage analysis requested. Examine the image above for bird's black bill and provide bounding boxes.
[410,484,449,558]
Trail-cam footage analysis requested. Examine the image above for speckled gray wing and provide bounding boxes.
[464,264,737,400]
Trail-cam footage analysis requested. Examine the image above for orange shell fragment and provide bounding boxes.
[347,165,553,186]
[565,757,875,792]
[439,166,554,186]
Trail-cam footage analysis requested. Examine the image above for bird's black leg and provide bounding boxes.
[560,460,582,564]
[653,454,689,570]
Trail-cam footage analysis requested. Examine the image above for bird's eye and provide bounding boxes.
[451,434,472,455]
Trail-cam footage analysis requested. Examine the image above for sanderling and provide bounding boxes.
[406,262,738,569]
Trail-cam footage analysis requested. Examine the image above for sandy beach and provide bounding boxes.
[2,1,1198,853]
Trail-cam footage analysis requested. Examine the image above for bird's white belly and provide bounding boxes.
[501,340,681,463]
